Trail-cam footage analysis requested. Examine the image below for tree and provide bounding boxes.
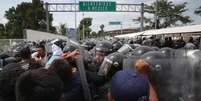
[58,24,68,35]
[91,31,97,38]
[98,24,105,37]
[3,0,55,39]
[195,6,201,16]
[0,24,7,39]
[136,17,154,30]
[78,18,92,40]
[143,0,192,29]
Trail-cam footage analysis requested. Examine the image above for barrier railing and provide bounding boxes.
[0,39,27,53]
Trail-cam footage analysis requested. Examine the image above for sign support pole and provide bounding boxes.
[140,3,144,31]
[45,3,50,32]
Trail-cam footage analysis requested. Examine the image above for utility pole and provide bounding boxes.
[155,0,159,29]
[121,23,123,34]
[45,2,49,32]
[140,3,144,31]
[82,13,85,39]
[74,0,77,29]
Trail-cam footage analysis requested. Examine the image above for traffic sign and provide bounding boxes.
[79,1,116,12]
[109,21,122,25]
[67,28,78,41]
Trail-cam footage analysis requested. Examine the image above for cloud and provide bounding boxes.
[0,17,8,24]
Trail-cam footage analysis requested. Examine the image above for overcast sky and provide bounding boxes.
[0,0,201,32]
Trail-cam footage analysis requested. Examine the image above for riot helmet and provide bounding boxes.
[159,47,174,58]
[130,46,155,57]
[184,43,196,50]
[95,41,113,64]
[112,41,123,51]
[151,46,160,51]
[95,41,113,54]
[81,41,95,51]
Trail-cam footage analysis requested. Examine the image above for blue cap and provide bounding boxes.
[111,69,149,101]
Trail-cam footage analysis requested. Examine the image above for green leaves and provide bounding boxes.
[1,0,55,39]
[79,18,93,39]
[195,6,201,16]
[59,24,67,35]
[144,0,191,28]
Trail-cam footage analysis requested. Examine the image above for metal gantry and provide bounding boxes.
[44,2,144,32]
[46,3,142,12]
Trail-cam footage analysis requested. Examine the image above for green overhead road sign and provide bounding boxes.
[79,1,116,12]
[109,21,122,25]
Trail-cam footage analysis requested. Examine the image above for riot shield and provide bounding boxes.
[123,56,140,70]
[168,49,201,101]
[66,39,92,101]
[141,51,172,101]
[125,49,201,101]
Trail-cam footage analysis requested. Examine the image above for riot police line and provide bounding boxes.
[0,36,201,101]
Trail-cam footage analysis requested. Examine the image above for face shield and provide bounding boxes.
[141,51,167,72]
[98,57,113,76]
[63,39,80,53]
[98,52,123,76]
[143,57,165,72]
[117,44,133,54]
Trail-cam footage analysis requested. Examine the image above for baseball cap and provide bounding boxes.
[111,69,149,101]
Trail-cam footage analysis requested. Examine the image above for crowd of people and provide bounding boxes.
[132,36,200,49]
[0,36,201,101]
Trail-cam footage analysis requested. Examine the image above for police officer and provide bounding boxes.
[84,41,115,100]
[86,41,113,85]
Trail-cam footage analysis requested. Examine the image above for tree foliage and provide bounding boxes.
[0,24,7,39]
[143,0,192,29]
[78,18,92,40]
[1,0,55,39]
[195,6,201,16]
[59,24,68,35]
[91,31,97,38]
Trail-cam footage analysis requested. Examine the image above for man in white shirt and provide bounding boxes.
[31,44,48,66]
